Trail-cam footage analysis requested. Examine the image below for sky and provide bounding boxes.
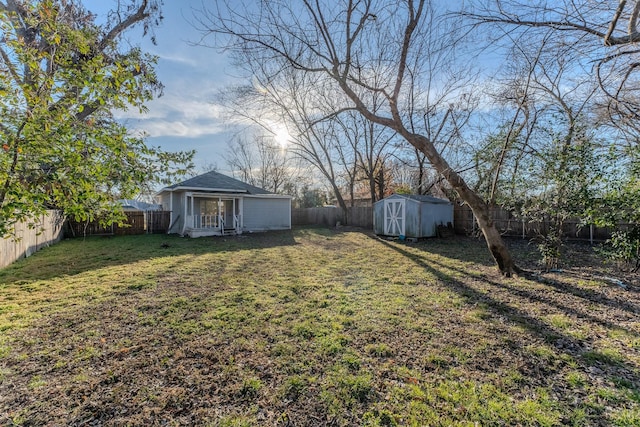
[90,0,241,174]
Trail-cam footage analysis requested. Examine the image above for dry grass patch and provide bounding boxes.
[0,227,638,426]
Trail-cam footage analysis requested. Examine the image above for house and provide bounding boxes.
[155,171,292,237]
[119,199,163,212]
[373,194,453,238]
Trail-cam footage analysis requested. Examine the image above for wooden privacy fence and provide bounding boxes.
[145,211,171,234]
[1,210,64,269]
[293,204,632,242]
[453,204,632,242]
[292,206,373,228]
[347,206,374,228]
[66,211,171,237]
[292,207,339,226]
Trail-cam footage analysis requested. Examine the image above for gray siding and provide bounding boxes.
[243,197,291,231]
[159,193,171,210]
[420,202,454,237]
[168,191,185,234]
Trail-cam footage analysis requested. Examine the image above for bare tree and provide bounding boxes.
[196,0,522,275]
[469,24,606,268]
[332,110,398,204]
[465,1,640,127]
[216,48,364,222]
[225,134,297,194]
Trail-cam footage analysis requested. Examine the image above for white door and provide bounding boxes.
[384,199,405,236]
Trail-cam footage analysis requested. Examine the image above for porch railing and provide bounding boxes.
[192,214,241,231]
[194,214,222,229]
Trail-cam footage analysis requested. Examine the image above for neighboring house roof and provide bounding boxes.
[119,199,163,211]
[159,170,273,195]
[375,193,452,205]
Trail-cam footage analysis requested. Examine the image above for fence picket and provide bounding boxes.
[1,210,64,268]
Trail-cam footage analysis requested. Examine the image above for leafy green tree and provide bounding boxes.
[590,144,640,271]
[0,0,193,237]
[297,185,328,208]
[522,121,602,269]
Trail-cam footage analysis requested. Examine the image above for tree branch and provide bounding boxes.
[99,0,150,50]
[605,0,626,46]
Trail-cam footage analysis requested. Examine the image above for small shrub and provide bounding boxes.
[600,227,640,272]
[537,234,562,271]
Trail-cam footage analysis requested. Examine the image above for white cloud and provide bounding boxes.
[116,92,229,138]
[132,119,225,138]
[159,53,199,67]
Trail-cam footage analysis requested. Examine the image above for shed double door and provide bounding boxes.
[384,199,406,236]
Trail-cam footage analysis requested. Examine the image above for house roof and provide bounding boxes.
[160,170,273,195]
[119,199,163,211]
[375,193,452,205]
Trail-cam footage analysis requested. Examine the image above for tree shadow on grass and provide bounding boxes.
[391,233,640,314]
[391,234,498,266]
[421,255,640,333]
[373,237,640,407]
[0,229,299,285]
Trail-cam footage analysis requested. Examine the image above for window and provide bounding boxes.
[200,200,218,216]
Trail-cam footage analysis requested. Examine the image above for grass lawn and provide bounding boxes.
[0,227,639,426]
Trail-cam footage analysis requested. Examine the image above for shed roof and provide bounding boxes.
[159,171,272,195]
[375,193,452,205]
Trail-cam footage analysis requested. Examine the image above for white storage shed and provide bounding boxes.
[373,194,453,238]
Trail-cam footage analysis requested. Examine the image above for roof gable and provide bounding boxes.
[163,171,272,195]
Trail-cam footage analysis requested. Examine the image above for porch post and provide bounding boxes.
[238,197,244,233]
[232,198,237,231]
[180,193,188,236]
[169,191,173,232]
[191,196,195,227]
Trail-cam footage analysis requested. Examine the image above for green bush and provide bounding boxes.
[601,226,640,272]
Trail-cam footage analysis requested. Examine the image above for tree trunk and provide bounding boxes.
[331,182,348,225]
[407,132,521,277]
[369,175,377,203]
[376,168,385,201]
[334,78,520,275]
[470,199,521,277]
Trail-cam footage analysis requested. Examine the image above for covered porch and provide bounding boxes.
[183,192,243,237]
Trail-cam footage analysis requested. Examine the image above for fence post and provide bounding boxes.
[590,224,594,245]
